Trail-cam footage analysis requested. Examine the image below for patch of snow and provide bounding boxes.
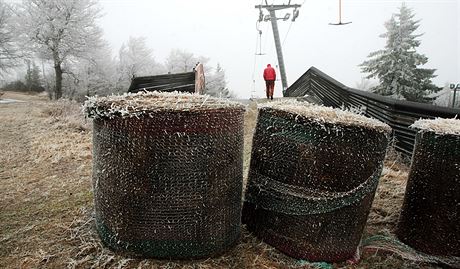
[0,99,26,104]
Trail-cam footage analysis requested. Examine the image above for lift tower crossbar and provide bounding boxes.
[255,3,301,95]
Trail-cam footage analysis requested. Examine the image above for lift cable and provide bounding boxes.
[282,20,294,46]
[282,0,306,46]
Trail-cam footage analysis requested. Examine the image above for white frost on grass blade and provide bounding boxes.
[83,91,245,119]
[261,100,392,133]
[411,117,460,135]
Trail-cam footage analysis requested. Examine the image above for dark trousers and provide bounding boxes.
[265,80,275,99]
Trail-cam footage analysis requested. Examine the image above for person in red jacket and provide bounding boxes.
[263,64,276,100]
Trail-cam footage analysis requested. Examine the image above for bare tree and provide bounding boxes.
[0,0,21,76]
[117,36,163,89]
[18,0,103,99]
[165,49,208,74]
[165,49,235,98]
[68,42,119,100]
[432,83,459,108]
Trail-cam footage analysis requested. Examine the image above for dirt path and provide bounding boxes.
[0,92,441,269]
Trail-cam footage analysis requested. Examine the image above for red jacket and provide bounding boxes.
[263,64,276,81]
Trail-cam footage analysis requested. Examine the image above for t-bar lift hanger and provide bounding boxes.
[329,0,352,25]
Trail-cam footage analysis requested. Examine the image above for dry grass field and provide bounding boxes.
[0,92,446,269]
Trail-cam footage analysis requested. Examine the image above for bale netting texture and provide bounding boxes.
[84,91,245,259]
[397,118,460,257]
[242,101,391,262]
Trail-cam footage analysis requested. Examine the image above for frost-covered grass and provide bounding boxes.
[84,91,245,119]
[42,99,91,132]
[261,100,392,133]
[411,117,460,135]
[0,92,444,269]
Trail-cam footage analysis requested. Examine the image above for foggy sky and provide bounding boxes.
[14,0,459,98]
[96,0,458,98]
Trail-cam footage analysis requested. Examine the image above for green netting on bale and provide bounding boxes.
[362,234,460,268]
[245,106,390,216]
[397,118,460,257]
[96,218,239,259]
[245,112,386,215]
[297,260,334,269]
[85,91,245,259]
[243,102,391,262]
[245,164,382,215]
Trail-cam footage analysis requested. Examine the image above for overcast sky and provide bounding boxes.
[75,0,460,97]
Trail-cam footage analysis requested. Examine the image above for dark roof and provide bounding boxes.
[128,72,195,93]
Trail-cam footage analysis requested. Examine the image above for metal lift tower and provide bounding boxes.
[255,1,301,96]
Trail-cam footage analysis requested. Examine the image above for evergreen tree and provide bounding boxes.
[360,3,437,102]
[205,63,234,98]
[24,60,43,92]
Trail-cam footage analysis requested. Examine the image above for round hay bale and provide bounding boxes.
[84,91,245,259]
[397,118,460,256]
[242,101,391,262]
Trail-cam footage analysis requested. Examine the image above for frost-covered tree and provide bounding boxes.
[165,49,208,74]
[65,42,119,100]
[165,49,235,98]
[205,63,234,98]
[18,0,104,99]
[355,77,378,92]
[0,0,21,75]
[24,60,43,92]
[82,45,118,97]
[360,3,437,102]
[431,83,460,108]
[117,36,163,89]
